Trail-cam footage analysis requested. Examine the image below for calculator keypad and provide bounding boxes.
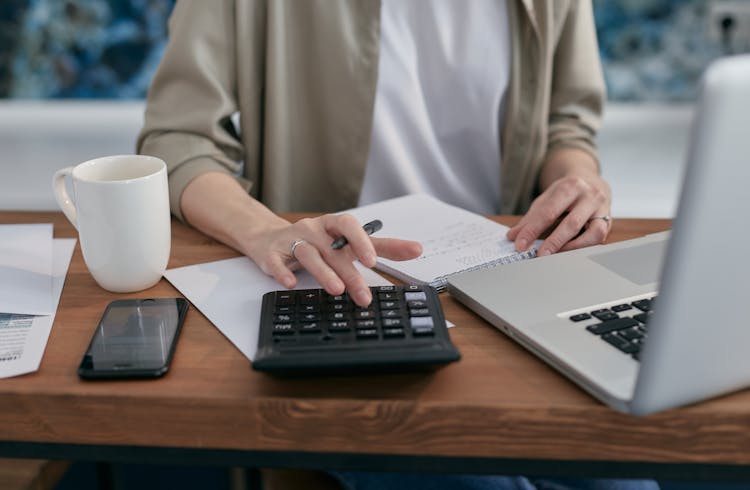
[253,285,460,373]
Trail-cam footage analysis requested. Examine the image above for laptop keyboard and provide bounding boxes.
[569,296,655,361]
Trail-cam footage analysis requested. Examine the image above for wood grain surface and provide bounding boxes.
[2,212,749,466]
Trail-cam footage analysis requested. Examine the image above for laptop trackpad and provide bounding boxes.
[588,241,666,286]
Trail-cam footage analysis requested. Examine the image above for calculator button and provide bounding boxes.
[299,305,319,313]
[299,313,321,322]
[405,291,427,302]
[380,309,401,319]
[300,291,320,304]
[408,308,430,317]
[272,324,294,335]
[406,300,427,309]
[377,286,396,292]
[329,303,352,312]
[378,292,398,301]
[356,329,379,339]
[354,310,375,319]
[328,312,350,321]
[410,317,434,329]
[326,294,348,303]
[300,323,322,334]
[382,318,403,328]
[412,326,435,337]
[275,292,294,305]
[379,300,400,310]
[329,321,351,332]
[356,320,376,329]
[383,328,405,338]
[273,314,294,323]
[275,305,294,314]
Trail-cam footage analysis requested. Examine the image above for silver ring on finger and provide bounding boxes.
[588,215,612,228]
[289,238,307,259]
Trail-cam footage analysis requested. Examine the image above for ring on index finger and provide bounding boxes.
[289,238,307,259]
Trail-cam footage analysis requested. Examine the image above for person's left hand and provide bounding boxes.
[507,150,612,256]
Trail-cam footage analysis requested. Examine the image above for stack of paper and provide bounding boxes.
[0,224,75,378]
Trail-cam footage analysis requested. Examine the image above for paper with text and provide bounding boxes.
[0,238,76,378]
[344,194,539,290]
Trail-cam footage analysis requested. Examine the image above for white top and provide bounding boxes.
[358,0,511,215]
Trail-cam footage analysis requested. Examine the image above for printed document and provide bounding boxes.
[0,238,76,378]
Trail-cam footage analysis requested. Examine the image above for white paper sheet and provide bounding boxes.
[0,223,54,315]
[0,238,76,378]
[164,257,391,361]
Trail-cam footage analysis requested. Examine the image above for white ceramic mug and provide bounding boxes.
[52,155,170,293]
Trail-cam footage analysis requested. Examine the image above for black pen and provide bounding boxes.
[331,219,383,250]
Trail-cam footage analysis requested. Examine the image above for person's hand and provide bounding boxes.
[507,150,612,256]
[244,213,423,306]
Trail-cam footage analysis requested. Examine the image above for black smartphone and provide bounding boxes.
[78,298,189,379]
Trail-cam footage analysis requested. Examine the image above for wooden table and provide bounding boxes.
[1,212,748,481]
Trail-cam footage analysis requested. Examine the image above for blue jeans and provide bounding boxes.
[332,472,660,490]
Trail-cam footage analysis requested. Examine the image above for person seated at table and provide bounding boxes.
[138,1,656,489]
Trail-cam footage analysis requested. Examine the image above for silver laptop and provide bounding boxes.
[448,54,750,416]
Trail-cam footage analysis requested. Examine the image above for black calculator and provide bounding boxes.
[253,285,460,373]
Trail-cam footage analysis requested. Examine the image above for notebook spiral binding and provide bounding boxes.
[430,248,538,292]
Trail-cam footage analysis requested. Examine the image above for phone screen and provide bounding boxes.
[79,298,188,377]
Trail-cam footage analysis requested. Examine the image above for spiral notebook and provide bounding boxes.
[345,194,539,291]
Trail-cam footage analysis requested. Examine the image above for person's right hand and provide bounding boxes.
[243,213,423,307]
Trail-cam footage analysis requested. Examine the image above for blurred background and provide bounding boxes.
[2,0,750,217]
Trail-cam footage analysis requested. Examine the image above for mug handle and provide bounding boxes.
[52,166,78,230]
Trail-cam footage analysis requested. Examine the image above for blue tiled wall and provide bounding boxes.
[0,0,746,101]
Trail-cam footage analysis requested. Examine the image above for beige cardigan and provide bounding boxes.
[138,0,605,222]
